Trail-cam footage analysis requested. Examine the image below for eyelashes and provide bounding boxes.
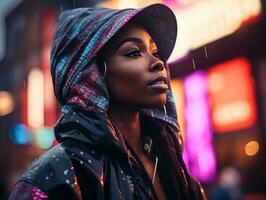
[123,48,160,58]
[124,49,141,57]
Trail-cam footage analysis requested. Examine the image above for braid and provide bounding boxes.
[160,124,191,200]
[152,130,182,200]
[170,130,199,199]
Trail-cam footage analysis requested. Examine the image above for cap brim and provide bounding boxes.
[131,4,177,61]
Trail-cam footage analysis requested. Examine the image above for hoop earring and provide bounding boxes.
[103,61,107,79]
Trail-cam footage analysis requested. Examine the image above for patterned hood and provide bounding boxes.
[50,4,180,143]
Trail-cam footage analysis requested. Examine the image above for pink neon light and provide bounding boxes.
[183,71,216,182]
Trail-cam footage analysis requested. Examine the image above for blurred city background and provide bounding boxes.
[0,0,265,199]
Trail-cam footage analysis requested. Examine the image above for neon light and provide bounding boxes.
[208,57,257,133]
[168,0,262,62]
[184,71,216,182]
[27,68,44,128]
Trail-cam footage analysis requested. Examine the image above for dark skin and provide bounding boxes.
[102,23,168,200]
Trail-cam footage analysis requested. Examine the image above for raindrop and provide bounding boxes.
[80,151,84,155]
[80,160,83,165]
[88,159,92,163]
[252,78,256,87]
[192,59,196,70]
[64,169,68,175]
[70,166,74,170]
[204,46,208,59]
[91,150,95,154]
[45,176,49,180]
[66,179,70,184]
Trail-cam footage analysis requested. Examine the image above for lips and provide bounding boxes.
[148,76,167,85]
[148,76,168,92]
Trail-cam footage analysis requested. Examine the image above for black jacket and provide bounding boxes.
[15,107,206,200]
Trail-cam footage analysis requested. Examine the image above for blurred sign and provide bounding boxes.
[169,0,262,62]
[183,71,216,182]
[208,57,257,133]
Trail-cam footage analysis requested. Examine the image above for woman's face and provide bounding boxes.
[102,23,168,109]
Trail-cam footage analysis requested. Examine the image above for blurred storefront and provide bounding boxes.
[0,0,266,199]
[166,0,266,198]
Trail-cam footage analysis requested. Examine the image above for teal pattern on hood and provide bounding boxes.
[50,4,180,132]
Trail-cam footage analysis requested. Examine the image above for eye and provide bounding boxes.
[124,49,142,58]
[152,51,159,58]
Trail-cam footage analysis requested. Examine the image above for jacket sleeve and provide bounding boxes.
[9,181,49,200]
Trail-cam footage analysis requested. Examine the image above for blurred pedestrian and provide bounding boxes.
[211,166,243,200]
[9,3,206,200]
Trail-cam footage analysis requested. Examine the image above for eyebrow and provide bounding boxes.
[115,37,156,52]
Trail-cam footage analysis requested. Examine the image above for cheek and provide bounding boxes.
[106,65,144,102]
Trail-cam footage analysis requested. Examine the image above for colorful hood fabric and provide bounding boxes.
[50,4,179,132]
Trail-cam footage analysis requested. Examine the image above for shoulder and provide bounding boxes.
[20,143,73,191]
[20,142,105,194]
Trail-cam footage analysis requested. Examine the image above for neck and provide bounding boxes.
[108,104,142,155]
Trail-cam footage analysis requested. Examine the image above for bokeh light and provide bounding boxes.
[0,91,14,116]
[245,140,259,156]
[9,123,32,145]
[35,128,55,149]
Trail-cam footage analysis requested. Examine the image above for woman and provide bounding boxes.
[10,3,206,200]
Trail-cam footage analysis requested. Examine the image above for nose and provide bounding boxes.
[149,60,165,72]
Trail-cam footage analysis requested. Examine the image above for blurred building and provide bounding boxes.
[167,0,266,197]
[0,0,103,196]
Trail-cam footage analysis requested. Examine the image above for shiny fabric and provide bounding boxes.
[10,107,205,200]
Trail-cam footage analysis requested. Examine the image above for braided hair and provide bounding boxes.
[142,115,204,200]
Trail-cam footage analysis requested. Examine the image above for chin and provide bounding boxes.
[142,95,167,108]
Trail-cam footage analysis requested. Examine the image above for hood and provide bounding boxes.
[51,4,180,148]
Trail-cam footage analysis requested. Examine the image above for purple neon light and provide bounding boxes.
[183,71,216,182]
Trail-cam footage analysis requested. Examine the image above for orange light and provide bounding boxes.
[245,140,259,156]
[208,58,257,133]
[0,91,14,116]
[27,68,44,128]
[171,79,186,140]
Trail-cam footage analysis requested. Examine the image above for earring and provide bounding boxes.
[163,105,167,127]
[150,110,154,118]
[103,61,107,79]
